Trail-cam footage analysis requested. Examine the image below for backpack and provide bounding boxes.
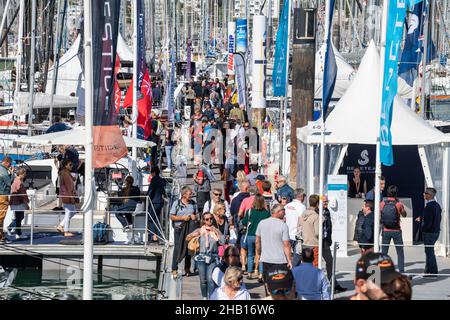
[381,200,400,229]
[93,222,112,244]
[353,211,365,242]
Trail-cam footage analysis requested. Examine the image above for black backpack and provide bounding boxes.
[353,211,365,242]
[381,200,400,229]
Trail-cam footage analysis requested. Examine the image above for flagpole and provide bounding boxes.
[283,0,292,176]
[28,0,36,137]
[82,0,93,300]
[374,0,389,253]
[132,0,138,160]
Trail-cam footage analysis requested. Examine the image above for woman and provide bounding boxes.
[114,176,141,232]
[211,246,241,289]
[8,168,29,240]
[241,194,271,282]
[186,212,224,300]
[230,170,248,196]
[194,168,211,214]
[56,160,78,237]
[212,203,230,258]
[348,166,367,198]
[209,266,251,300]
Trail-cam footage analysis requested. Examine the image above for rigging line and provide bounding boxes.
[7,284,60,300]
[0,244,157,289]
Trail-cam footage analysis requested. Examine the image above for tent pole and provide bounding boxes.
[82,0,93,301]
[374,0,389,253]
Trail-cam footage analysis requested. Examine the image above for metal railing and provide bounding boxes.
[2,193,170,248]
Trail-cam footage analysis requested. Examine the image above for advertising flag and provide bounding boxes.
[234,53,247,107]
[322,0,337,120]
[91,0,127,168]
[114,54,122,112]
[236,19,248,54]
[273,0,289,97]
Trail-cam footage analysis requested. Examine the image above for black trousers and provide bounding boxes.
[171,227,192,272]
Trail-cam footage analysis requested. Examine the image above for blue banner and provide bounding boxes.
[136,0,145,89]
[380,0,417,166]
[236,19,247,53]
[272,0,290,97]
[322,0,337,121]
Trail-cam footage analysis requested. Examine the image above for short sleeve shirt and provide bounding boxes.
[170,199,197,228]
[256,217,290,264]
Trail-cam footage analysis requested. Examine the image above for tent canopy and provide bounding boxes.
[15,127,155,149]
[299,41,447,146]
[315,43,356,100]
[13,92,78,116]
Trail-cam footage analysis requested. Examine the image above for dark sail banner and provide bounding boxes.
[92,0,127,168]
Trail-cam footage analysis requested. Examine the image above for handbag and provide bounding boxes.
[218,244,229,258]
[187,236,200,254]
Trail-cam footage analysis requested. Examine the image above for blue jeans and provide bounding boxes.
[8,211,24,236]
[423,232,440,274]
[381,230,405,273]
[291,240,302,267]
[165,146,174,169]
[197,259,217,299]
[246,235,262,274]
[114,201,137,228]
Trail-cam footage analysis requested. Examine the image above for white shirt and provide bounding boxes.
[209,286,251,300]
[284,199,306,241]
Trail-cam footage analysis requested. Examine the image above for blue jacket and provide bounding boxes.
[147,175,166,205]
[46,122,71,134]
[0,164,12,195]
[422,200,441,234]
[276,184,295,202]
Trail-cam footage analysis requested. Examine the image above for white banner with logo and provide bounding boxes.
[327,175,348,257]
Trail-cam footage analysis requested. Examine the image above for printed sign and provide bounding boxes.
[327,175,348,257]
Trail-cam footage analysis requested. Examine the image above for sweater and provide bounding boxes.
[298,208,320,246]
[422,200,442,233]
[242,209,271,236]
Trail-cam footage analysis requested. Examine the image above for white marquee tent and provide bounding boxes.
[297,41,450,256]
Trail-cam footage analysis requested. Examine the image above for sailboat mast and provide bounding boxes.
[15,0,25,96]
[28,0,36,136]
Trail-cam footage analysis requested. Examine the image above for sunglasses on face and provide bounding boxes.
[271,288,291,295]
[204,217,213,221]
[213,193,222,196]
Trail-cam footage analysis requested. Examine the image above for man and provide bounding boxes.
[415,187,442,277]
[292,247,331,300]
[380,185,407,273]
[46,116,71,134]
[203,188,231,219]
[358,200,375,255]
[170,186,198,278]
[284,188,306,267]
[298,194,320,266]
[202,101,214,121]
[365,175,386,201]
[262,265,296,300]
[351,252,408,300]
[146,167,166,243]
[322,196,348,293]
[0,157,12,244]
[149,109,163,167]
[275,176,295,203]
[246,165,259,186]
[256,204,292,290]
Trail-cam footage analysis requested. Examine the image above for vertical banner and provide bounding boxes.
[380,1,410,166]
[252,15,267,109]
[236,19,247,54]
[327,175,348,257]
[273,0,289,97]
[322,0,337,120]
[186,39,192,80]
[227,21,236,75]
[168,45,176,122]
[234,53,247,107]
[92,0,127,168]
[136,0,145,88]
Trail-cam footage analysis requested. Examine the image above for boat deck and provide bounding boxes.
[0,232,164,256]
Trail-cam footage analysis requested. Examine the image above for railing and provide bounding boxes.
[2,193,170,249]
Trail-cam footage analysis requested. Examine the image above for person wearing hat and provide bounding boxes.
[262,265,295,300]
[415,187,442,277]
[351,252,411,300]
